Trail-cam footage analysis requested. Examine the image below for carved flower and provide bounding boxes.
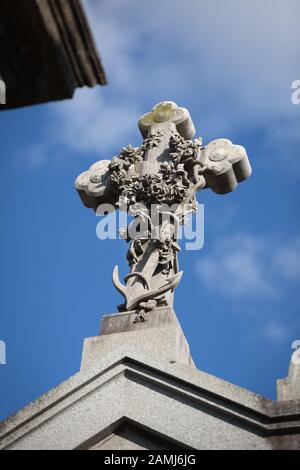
[109,156,123,171]
[150,183,162,197]
[173,182,188,200]
[119,144,143,164]
[181,146,196,161]
[141,176,151,188]
[143,176,169,203]
[160,161,175,177]
[110,167,127,186]
[169,133,184,147]
[132,181,142,192]
[169,135,201,168]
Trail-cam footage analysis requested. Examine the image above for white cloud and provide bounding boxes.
[10,0,296,173]
[274,236,300,281]
[14,143,50,169]
[52,88,141,154]
[196,233,276,299]
[263,322,289,342]
[259,118,300,177]
[196,233,300,300]
[84,0,300,124]
[42,0,300,159]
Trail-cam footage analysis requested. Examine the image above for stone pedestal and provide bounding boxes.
[277,347,300,401]
[81,307,194,370]
[0,308,300,450]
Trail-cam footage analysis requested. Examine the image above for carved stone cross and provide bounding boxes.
[75,101,251,319]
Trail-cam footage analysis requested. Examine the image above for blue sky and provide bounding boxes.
[0,0,300,420]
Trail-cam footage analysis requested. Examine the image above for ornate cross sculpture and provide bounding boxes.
[75,101,251,320]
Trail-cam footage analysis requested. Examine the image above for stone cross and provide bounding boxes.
[75,101,251,319]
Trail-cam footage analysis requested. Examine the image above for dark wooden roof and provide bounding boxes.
[0,0,107,110]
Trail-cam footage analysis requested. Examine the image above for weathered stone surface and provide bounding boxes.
[80,419,188,450]
[75,101,252,314]
[81,307,195,370]
[0,308,299,450]
[0,0,106,110]
[277,347,300,401]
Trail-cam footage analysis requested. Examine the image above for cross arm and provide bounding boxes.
[75,159,118,211]
[200,138,252,194]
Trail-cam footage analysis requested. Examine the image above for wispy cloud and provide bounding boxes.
[274,236,300,281]
[263,322,289,342]
[196,233,275,299]
[34,0,299,164]
[14,143,50,169]
[52,88,141,154]
[196,233,300,300]
[85,0,299,126]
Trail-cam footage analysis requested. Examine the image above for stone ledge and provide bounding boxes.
[1,308,300,449]
[1,355,300,449]
[0,0,106,110]
[101,306,179,334]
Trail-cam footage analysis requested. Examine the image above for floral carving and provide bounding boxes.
[143,130,164,150]
[108,133,205,208]
[75,101,252,316]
